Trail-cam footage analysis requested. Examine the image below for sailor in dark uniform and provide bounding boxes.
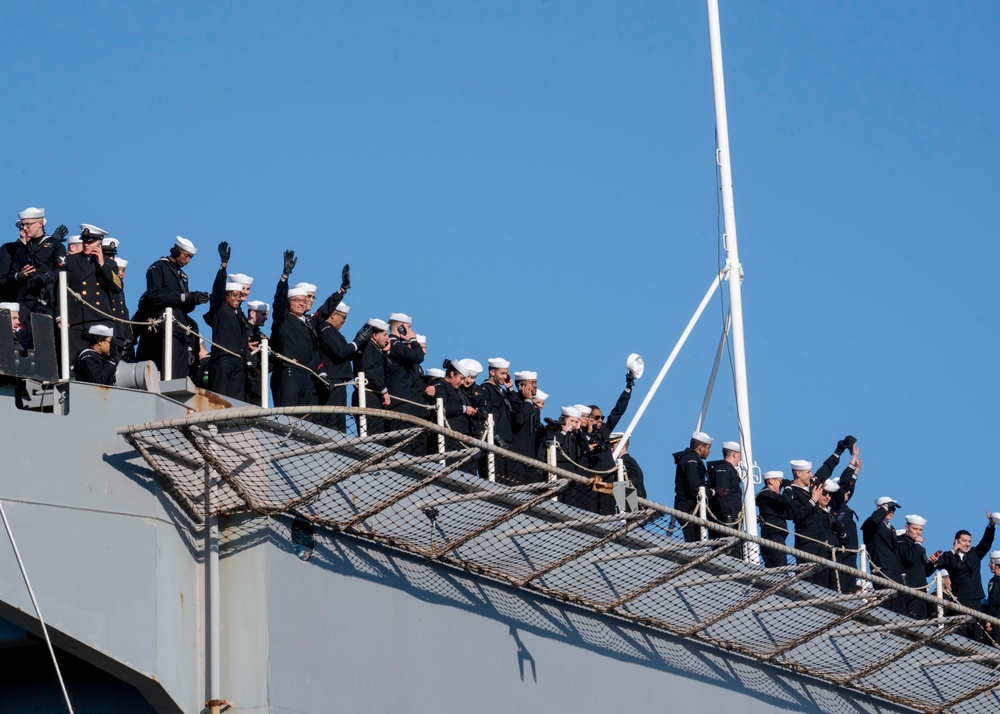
[386,312,427,420]
[985,552,1000,644]
[272,286,320,407]
[587,376,634,474]
[317,302,371,431]
[12,207,67,318]
[828,446,862,584]
[542,406,583,475]
[610,432,646,500]
[71,324,117,386]
[935,513,996,641]
[107,254,135,361]
[424,359,478,461]
[509,370,542,483]
[861,496,906,611]
[64,225,123,358]
[352,318,392,431]
[0,302,30,356]
[673,431,713,542]
[786,478,848,590]
[756,471,791,568]
[134,236,208,379]
[457,359,486,438]
[897,514,941,619]
[244,300,269,404]
[206,281,250,402]
[707,441,744,545]
[0,209,36,302]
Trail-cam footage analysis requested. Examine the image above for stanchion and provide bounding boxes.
[259,337,269,409]
[435,398,445,465]
[163,307,174,381]
[935,571,944,625]
[356,372,367,437]
[58,270,70,380]
[698,485,708,541]
[486,413,495,482]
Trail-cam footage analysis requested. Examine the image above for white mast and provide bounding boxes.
[706,0,759,558]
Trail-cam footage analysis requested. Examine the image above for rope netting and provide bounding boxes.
[118,406,1000,714]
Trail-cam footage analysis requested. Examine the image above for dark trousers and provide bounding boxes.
[320,383,348,432]
[275,367,317,407]
[760,531,788,568]
[675,499,701,542]
[207,355,246,402]
[137,331,193,379]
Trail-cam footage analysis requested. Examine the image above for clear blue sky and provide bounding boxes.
[5,2,999,562]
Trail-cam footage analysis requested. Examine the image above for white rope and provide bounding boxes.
[0,499,74,713]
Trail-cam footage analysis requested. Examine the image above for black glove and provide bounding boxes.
[51,224,68,243]
[340,263,351,291]
[218,241,231,263]
[353,323,373,347]
[184,291,210,305]
[626,371,635,389]
[780,479,793,490]
[283,250,297,275]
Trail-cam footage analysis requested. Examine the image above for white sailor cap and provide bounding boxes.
[0,302,20,312]
[101,236,119,249]
[513,370,537,381]
[991,550,1000,564]
[88,324,114,337]
[488,358,510,369]
[789,459,812,472]
[452,360,472,378]
[416,334,426,345]
[574,404,591,415]
[459,358,483,377]
[228,273,253,285]
[18,207,45,221]
[534,389,549,402]
[904,514,927,526]
[334,302,350,314]
[292,282,317,294]
[246,300,269,313]
[367,318,389,332]
[875,496,899,508]
[763,470,784,481]
[722,441,741,452]
[389,312,412,323]
[426,367,446,378]
[67,235,82,245]
[561,406,582,418]
[692,431,714,445]
[225,282,244,292]
[175,236,197,254]
[822,480,840,493]
[116,258,128,268]
[287,287,309,298]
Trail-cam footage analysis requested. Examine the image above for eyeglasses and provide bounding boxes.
[16,220,40,230]
[289,297,308,303]
[592,415,604,421]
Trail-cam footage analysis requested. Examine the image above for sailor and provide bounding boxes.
[896,514,941,619]
[610,432,646,500]
[101,235,134,361]
[352,318,391,430]
[424,366,445,387]
[424,359,477,456]
[64,225,124,358]
[707,441,744,543]
[66,234,83,255]
[985,551,1000,644]
[672,432,713,542]
[272,286,320,407]
[478,358,514,449]
[790,479,848,590]
[12,207,68,317]
[458,359,486,437]
[206,281,250,402]
[71,324,117,386]
[756,471,791,568]
[587,371,634,473]
[510,370,542,478]
[316,302,371,431]
[133,236,208,379]
[861,496,906,610]
[934,512,996,641]
[547,406,583,475]
[386,312,427,419]
[828,445,862,579]
[244,300,269,403]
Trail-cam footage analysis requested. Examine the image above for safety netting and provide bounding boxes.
[118,406,1000,714]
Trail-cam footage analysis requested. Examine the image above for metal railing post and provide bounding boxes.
[435,398,445,464]
[259,337,269,409]
[698,486,708,541]
[547,442,558,502]
[858,544,873,594]
[935,570,945,625]
[163,307,174,381]
[58,270,70,380]
[356,372,367,438]
[616,458,625,482]
[486,413,495,482]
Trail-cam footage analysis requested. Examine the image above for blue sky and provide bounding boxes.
[5,2,999,564]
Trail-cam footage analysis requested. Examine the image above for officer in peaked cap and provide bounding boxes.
[134,236,208,379]
[63,224,123,358]
[673,431,713,542]
[897,514,941,619]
